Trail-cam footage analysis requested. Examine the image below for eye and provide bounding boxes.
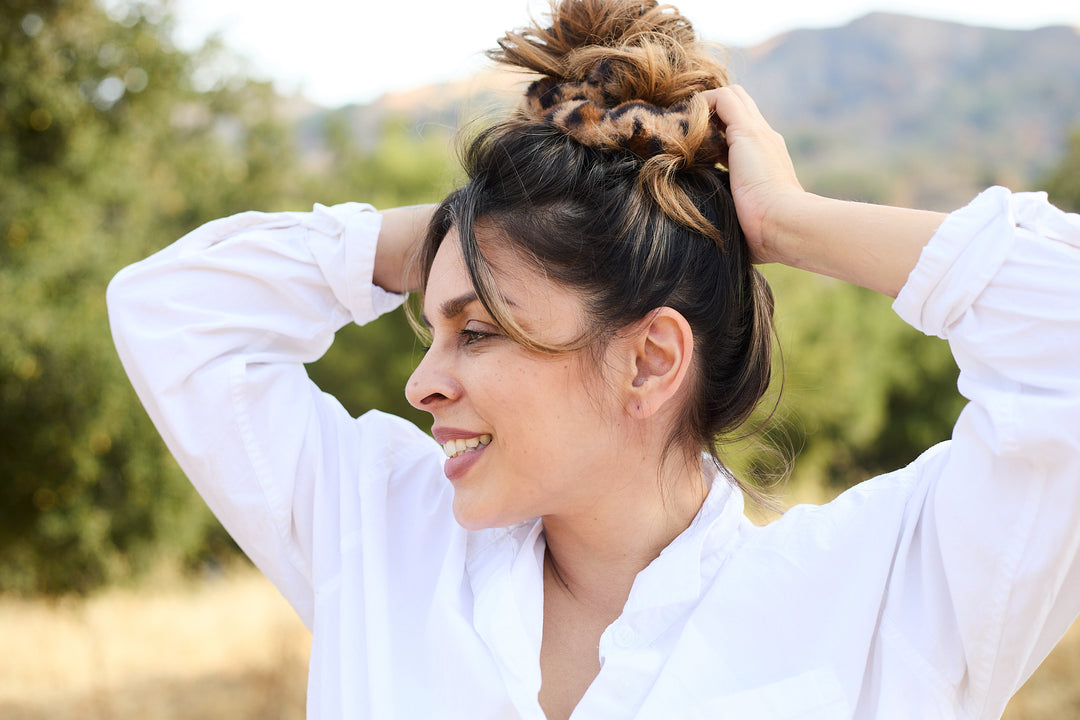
[459,328,492,345]
[459,320,500,346]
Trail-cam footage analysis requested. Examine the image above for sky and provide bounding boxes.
[168,0,1080,107]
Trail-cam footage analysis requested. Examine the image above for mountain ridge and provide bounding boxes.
[304,13,1080,210]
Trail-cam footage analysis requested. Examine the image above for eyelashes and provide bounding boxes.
[419,327,497,354]
[459,328,493,346]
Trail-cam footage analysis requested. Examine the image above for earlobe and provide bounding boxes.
[627,308,694,419]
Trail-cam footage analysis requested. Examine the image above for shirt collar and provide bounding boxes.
[465,520,547,709]
[624,463,745,614]
[463,464,746,708]
[466,460,746,619]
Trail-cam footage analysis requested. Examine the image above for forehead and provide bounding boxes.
[422,228,475,316]
[423,227,586,336]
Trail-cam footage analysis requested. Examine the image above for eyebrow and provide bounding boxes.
[421,291,520,329]
[420,292,479,329]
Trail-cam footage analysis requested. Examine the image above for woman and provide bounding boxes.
[107,0,1080,717]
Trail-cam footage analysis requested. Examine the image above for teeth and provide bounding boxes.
[442,434,492,459]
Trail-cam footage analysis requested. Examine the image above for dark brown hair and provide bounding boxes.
[412,0,776,491]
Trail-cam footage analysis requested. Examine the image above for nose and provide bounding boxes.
[406,342,461,412]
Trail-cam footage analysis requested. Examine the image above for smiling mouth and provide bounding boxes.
[442,434,492,459]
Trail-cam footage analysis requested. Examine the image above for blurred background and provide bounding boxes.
[1,0,1078,718]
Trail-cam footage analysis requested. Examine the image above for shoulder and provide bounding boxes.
[745,442,952,566]
[352,409,444,482]
[355,408,438,451]
[350,409,455,517]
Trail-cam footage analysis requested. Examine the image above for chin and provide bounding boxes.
[451,497,529,532]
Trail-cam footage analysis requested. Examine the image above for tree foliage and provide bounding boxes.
[752,269,965,490]
[1043,128,1080,213]
[1,0,264,593]
[0,0,454,594]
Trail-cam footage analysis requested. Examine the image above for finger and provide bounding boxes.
[726,85,778,135]
[700,87,745,117]
[728,85,763,120]
[701,87,754,138]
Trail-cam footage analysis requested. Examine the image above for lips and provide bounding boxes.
[432,426,493,481]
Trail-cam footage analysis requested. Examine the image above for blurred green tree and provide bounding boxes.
[0,0,460,594]
[758,268,965,491]
[0,0,303,593]
[1043,129,1080,212]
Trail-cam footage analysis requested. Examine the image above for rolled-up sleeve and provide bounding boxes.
[106,203,417,625]
[888,187,1080,716]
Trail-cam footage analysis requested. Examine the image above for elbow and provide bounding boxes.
[105,264,142,347]
[106,261,166,373]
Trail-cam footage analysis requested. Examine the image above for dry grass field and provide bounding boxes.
[0,568,309,720]
[0,565,1076,720]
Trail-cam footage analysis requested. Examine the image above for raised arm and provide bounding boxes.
[107,202,442,624]
[703,85,945,297]
[706,84,1080,713]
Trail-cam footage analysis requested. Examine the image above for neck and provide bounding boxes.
[541,452,708,614]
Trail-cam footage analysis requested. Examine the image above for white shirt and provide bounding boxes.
[107,187,1080,719]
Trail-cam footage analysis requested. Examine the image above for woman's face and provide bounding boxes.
[406,229,634,530]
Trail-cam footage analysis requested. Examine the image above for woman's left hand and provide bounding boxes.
[700,85,805,265]
[701,85,945,297]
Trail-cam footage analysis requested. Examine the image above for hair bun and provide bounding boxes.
[491,0,729,166]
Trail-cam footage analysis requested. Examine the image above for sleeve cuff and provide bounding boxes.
[342,207,408,322]
[892,186,1017,339]
[309,202,407,325]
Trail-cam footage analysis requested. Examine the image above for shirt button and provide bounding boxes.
[613,626,637,648]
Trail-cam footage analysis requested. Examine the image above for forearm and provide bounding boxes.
[765,193,946,299]
[702,86,947,297]
[374,204,437,294]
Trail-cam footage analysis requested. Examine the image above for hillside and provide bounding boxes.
[308,13,1080,210]
[730,13,1080,207]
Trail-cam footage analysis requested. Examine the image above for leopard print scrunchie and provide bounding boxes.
[519,60,726,167]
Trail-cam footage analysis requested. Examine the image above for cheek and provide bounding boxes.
[472,355,611,436]
[534,362,608,432]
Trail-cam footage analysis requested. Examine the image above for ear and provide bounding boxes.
[626,307,695,420]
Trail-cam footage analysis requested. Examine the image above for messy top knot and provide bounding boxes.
[491,0,730,242]
[414,0,776,499]
[490,0,727,105]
